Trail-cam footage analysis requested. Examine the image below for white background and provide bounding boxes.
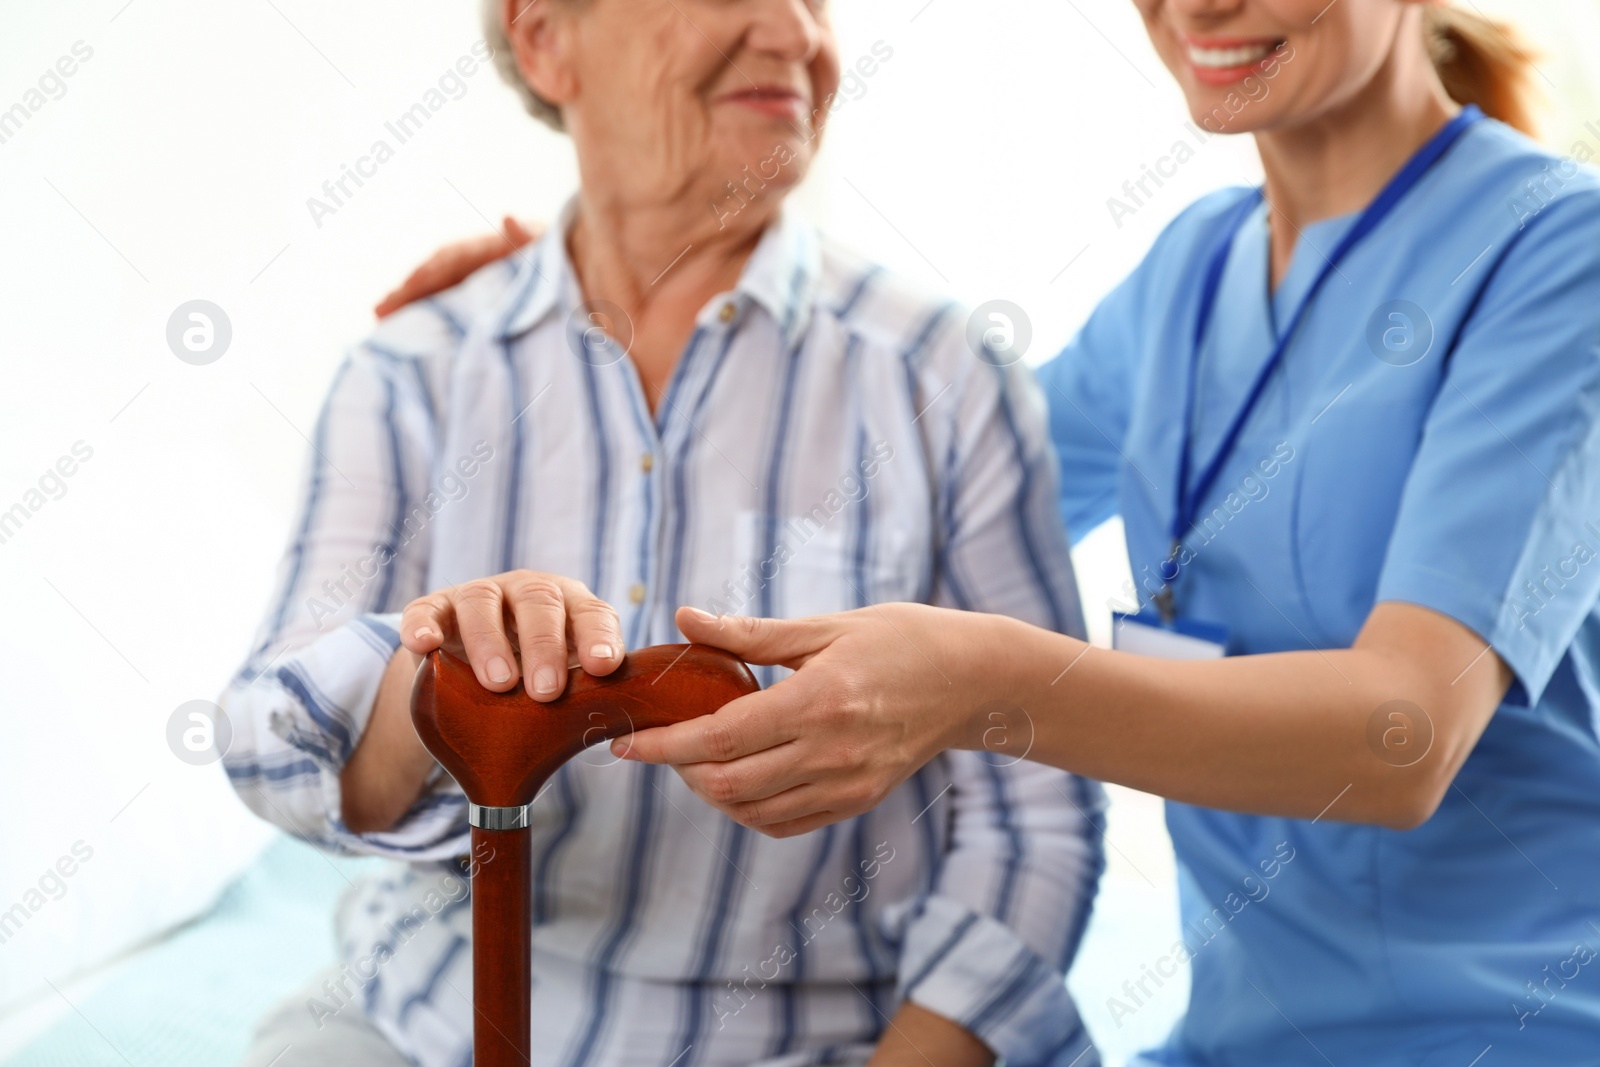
[2,0,1598,1062]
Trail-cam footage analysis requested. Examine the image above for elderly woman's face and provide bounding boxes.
[543,0,839,210]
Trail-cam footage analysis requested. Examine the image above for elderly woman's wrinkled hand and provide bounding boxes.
[400,569,622,701]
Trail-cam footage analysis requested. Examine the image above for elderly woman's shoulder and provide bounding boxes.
[364,255,525,363]
[811,239,972,363]
[810,238,1048,396]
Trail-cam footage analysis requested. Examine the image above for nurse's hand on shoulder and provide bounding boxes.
[374,216,541,318]
[615,605,992,837]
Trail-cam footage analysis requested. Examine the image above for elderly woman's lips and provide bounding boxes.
[721,89,807,119]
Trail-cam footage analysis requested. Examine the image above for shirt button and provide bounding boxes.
[718,302,736,323]
[640,453,654,473]
[629,583,647,605]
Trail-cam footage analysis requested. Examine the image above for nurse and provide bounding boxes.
[381,1,1600,1062]
[615,4,1600,1065]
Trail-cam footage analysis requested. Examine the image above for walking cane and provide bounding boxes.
[410,644,758,1067]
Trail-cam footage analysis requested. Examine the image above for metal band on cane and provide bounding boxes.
[469,803,532,830]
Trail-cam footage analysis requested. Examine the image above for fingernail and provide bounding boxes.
[534,667,560,694]
[487,656,511,684]
[610,738,634,759]
[590,643,615,660]
[685,608,716,622]
[413,626,436,641]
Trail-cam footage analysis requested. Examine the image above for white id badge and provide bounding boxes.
[1112,611,1228,660]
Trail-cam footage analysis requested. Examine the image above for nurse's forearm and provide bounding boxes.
[983,604,1507,829]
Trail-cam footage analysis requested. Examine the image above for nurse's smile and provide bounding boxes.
[1182,35,1289,86]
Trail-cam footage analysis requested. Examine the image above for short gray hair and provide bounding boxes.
[481,0,571,131]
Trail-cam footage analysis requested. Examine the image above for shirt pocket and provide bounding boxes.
[733,508,925,618]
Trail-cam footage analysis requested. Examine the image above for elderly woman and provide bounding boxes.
[224,2,1103,1066]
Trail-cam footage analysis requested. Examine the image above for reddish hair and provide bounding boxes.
[1425,7,1542,137]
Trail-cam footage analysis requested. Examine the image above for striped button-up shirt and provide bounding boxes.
[221,202,1105,1067]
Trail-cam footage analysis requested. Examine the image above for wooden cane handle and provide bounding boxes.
[409,643,757,1067]
[411,643,758,809]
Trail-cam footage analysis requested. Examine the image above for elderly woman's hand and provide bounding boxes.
[401,569,624,700]
[613,604,1004,837]
[373,215,541,318]
[342,568,621,834]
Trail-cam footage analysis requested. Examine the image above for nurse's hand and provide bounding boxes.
[614,605,997,836]
[374,216,541,317]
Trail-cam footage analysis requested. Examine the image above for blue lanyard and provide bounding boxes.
[1161,105,1483,609]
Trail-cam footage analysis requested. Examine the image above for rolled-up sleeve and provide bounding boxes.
[899,333,1106,1064]
[897,757,1104,1065]
[219,336,471,861]
[1376,187,1600,707]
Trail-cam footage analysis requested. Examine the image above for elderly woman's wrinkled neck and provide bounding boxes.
[566,184,770,323]
[562,186,770,415]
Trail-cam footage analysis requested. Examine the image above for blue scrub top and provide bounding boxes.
[1039,117,1600,1066]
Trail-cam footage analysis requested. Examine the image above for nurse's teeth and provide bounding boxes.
[1188,42,1277,68]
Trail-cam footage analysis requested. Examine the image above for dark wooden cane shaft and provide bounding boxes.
[470,825,532,1067]
[411,645,757,1067]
